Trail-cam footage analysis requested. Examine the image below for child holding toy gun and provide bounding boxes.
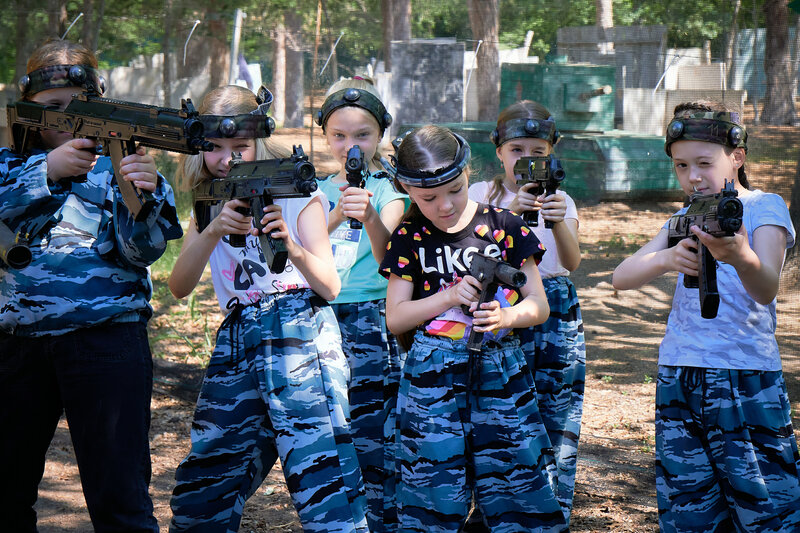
[379,125,568,532]
[468,100,585,526]
[0,39,181,532]
[315,76,408,532]
[613,101,800,532]
[167,85,368,532]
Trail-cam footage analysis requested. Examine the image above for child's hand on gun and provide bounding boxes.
[337,183,374,224]
[538,192,567,224]
[510,183,539,215]
[119,145,158,193]
[449,275,481,311]
[207,199,252,240]
[666,236,701,277]
[46,138,98,181]
[257,204,295,253]
[691,222,750,267]
[471,299,504,333]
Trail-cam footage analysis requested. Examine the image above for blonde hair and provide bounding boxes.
[176,85,291,190]
[489,100,553,205]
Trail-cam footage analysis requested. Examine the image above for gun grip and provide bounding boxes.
[229,206,250,248]
[523,210,539,227]
[250,195,288,274]
[108,140,157,222]
[698,244,720,319]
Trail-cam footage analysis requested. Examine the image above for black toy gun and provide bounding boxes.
[7,92,213,221]
[464,252,528,353]
[344,145,368,230]
[0,220,32,270]
[193,146,318,274]
[667,179,743,319]
[513,154,565,228]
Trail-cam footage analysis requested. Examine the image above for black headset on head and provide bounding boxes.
[490,117,560,147]
[200,86,276,139]
[389,130,471,189]
[316,87,392,134]
[19,64,106,97]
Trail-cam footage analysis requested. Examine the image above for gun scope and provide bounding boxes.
[295,161,318,193]
[717,197,743,233]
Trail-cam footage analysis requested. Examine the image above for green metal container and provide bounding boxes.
[396,122,680,201]
[500,63,616,132]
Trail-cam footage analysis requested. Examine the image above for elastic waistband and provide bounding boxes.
[542,275,573,287]
[413,329,520,353]
[5,310,146,337]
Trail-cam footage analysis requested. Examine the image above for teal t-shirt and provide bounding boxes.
[317,170,408,304]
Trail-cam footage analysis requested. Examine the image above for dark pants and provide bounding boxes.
[0,322,159,533]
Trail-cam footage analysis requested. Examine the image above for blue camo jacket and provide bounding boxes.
[0,147,183,337]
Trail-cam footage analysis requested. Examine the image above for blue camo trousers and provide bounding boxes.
[332,299,405,533]
[396,332,568,533]
[656,366,800,532]
[169,290,369,533]
[519,275,586,524]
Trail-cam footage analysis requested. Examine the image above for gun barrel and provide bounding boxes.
[0,221,32,270]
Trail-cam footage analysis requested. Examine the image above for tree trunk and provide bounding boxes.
[393,0,411,41]
[273,21,287,125]
[207,17,230,90]
[284,10,305,128]
[790,157,800,258]
[467,0,499,121]
[791,14,800,99]
[595,0,614,54]
[14,0,29,83]
[381,0,393,71]
[725,0,742,87]
[80,0,105,51]
[47,0,68,39]
[761,0,795,124]
[162,0,174,107]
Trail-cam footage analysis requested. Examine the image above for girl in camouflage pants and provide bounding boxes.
[167,85,368,533]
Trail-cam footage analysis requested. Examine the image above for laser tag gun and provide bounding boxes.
[667,179,743,319]
[513,154,565,229]
[463,252,528,353]
[6,92,214,221]
[344,145,368,230]
[193,145,318,274]
[0,220,32,270]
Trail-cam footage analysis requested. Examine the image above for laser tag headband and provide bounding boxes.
[18,64,106,97]
[200,86,276,139]
[389,131,471,188]
[664,111,747,156]
[490,117,560,147]
[315,87,392,133]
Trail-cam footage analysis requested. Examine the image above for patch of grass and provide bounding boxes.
[597,233,645,253]
[601,375,613,383]
[644,374,653,384]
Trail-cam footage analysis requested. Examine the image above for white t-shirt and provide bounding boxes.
[468,180,578,278]
[659,190,795,371]
[206,189,329,312]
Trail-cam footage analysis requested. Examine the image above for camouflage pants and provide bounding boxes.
[396,332,567,533]
[519,276,586,524]
[656,366,800,532]
[331,300,405,533]
[169,290,369,533]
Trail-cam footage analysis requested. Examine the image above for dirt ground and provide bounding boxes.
[32,126,800,532]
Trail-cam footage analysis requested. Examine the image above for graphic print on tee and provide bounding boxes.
[380,205,545,342]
